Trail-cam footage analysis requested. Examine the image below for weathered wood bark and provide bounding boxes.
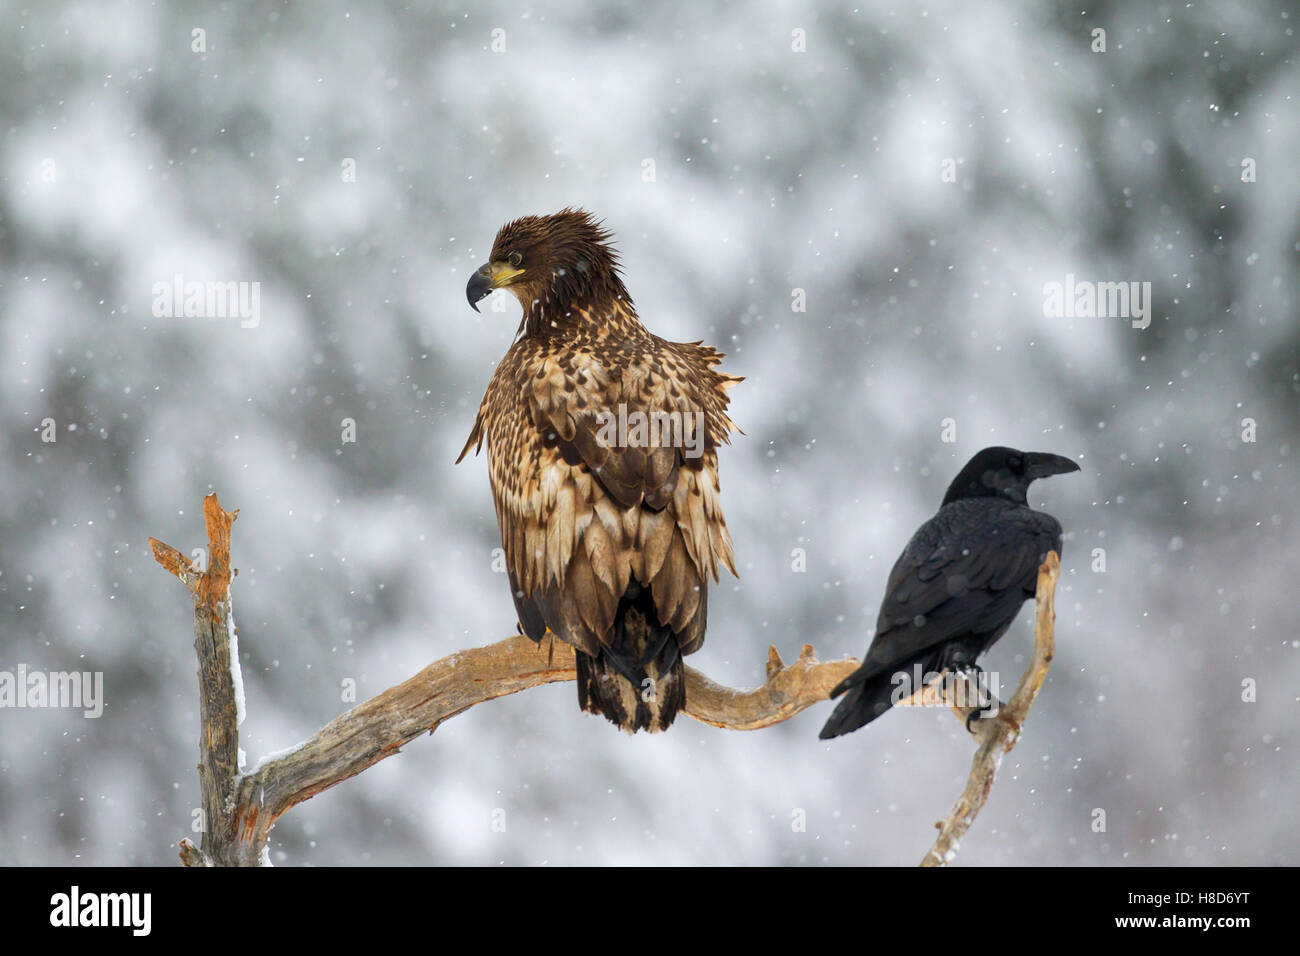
[148,495,248,866]
[151,495,1058,867]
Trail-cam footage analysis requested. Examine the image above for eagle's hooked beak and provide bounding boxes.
[466,261,525,312]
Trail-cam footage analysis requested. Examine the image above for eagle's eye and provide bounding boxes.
[508,251,523,268]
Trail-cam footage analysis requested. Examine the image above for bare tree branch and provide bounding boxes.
[152,494,1059,867]
[149,493,244,867]
[150,495,861,866]
[919,550,1060,867]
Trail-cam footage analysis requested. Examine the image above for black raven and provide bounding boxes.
[819,446,1079,740]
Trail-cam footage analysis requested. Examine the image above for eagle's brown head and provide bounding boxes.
[466,208,630,317]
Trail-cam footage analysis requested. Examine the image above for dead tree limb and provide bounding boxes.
[150,494,860,866]
[918,550,1060,867]
[149,493,245,867]
[152,495,1058,867]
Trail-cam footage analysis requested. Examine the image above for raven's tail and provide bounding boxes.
[818,665,900,739]
[576,583,684,733]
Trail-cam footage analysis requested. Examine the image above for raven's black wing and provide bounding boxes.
[858,498,1062,676]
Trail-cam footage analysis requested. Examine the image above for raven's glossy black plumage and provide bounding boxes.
[819,446,1079,740]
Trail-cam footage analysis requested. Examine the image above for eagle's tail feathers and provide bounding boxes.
[576,583,684,733]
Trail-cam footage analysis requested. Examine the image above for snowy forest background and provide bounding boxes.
[1,0,1296,865]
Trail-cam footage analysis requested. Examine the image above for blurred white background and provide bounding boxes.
[0,0,1296,865]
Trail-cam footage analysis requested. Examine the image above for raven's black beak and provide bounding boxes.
[466,265,494,313]
[1025,452,1081,480]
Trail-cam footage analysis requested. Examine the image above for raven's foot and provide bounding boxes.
[953,661,983,681]
[946,662,999,733]
[964,701,996,734]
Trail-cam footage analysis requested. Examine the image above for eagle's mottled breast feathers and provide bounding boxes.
[457,226,740,661]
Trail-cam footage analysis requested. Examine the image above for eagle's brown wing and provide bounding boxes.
[458,320,739,660]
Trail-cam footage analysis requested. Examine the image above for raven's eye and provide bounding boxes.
[1008,454,1024,473]
[508,251,523,267]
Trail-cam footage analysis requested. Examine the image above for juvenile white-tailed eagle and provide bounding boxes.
[458,209,741,732]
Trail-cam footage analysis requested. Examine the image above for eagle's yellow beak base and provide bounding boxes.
[466,261,525,311]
